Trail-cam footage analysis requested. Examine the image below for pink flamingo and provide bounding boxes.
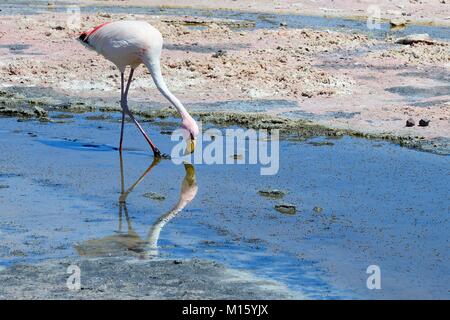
[78,20,199,157]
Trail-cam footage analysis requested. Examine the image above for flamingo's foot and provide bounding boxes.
[153,148,171,160]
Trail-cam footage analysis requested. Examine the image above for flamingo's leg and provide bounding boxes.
[121,69,162,158]
[119,72,126,152]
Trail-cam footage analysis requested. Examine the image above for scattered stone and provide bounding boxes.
[275,204,297,215]
[406,118,415,127]
[396,33,435,45]
[301,91,314,98]
[212,50,227,58]
[390,18,407,28]
[279,22,288,27]
[98,13,112,18]
[143,192,166,201]
[258,189,286,199]
[418,119,430,127]
[33,106,47,118]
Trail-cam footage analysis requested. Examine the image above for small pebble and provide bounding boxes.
[406,118,415,127]
[418,119,430,127]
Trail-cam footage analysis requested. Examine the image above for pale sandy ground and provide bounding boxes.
[0,6,449,152]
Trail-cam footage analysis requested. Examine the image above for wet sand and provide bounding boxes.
[0,114,448,299]
[0,257,297,299]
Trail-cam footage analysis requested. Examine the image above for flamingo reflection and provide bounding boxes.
[75,152,198,258]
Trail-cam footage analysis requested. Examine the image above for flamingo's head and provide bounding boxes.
[181,116,199,155]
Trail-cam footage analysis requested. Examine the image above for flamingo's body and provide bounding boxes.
[79,20,198,156]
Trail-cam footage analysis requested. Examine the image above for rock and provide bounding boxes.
[258,189,286,199]
[98,13,111,18]
[33,106,47,118]
[418,119,430,127]
[390,18,407,27]
[396,34,435,45]
[143,192,166,201]
[301,91,313,98]
[279,22,288,27]
[406,118,415,127]
[274,204,296,215]
[212,50,227,58]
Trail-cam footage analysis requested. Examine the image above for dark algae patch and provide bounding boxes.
[143,192,166,201]
[258,189,286,199]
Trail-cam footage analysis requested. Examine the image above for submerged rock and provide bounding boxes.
[307,141,334,147]
[275,204,297,215]
[143,192,166,201]
[258,189,286,199]
[406,118,415,127]
[313,206,323,213]
[51,113,74,119]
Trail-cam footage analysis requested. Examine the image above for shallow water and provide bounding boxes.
[2,1,450,41]
[0,112,448,299]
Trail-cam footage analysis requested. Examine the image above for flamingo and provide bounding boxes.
[78,20,199,157]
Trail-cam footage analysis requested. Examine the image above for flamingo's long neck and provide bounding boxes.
[143,56,191,120]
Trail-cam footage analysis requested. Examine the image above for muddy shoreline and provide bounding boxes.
[1,90,448,155]
[0,257,297,299]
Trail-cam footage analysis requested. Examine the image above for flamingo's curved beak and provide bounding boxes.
[185,136,196,155]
